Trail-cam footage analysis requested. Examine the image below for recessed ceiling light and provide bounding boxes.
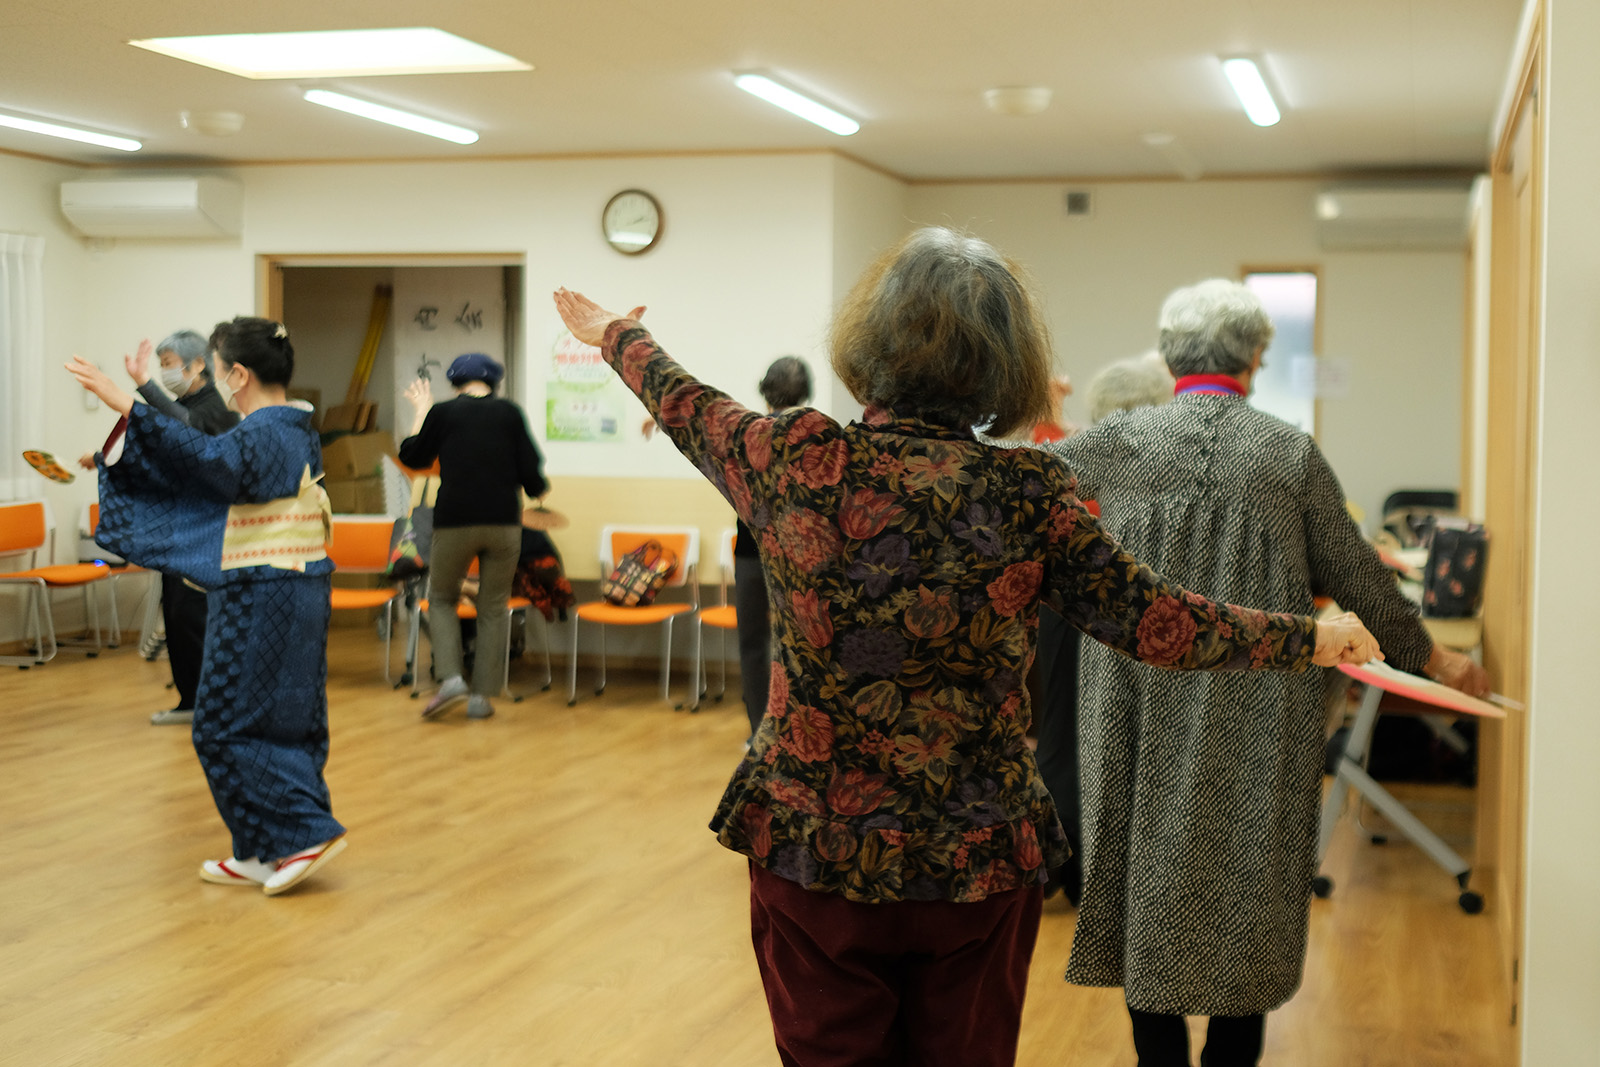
[734,73,859,136]
[129,27,531,80]
[983,87,1052,117]
[1219,56,1281,128]
[303,89,479,144]
[0,110,141,152]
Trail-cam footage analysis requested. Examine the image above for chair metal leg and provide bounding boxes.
[381,599,394,686]
[1,579,56,667]
[596,624,609,696]
[138,574,163,659]
[567,615,581,706]
[659,618,673,702]
[540,614,553,692]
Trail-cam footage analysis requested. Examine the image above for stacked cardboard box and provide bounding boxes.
[322,432,395,515]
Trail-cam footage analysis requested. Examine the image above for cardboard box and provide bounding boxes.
[322,432,395,480]
[326,475,385,515]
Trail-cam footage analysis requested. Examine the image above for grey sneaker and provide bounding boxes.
[466,695,494,720]
[422,676,470,720]
[151,709,194,725]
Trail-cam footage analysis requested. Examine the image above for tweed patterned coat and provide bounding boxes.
[1047,394,1433,1015]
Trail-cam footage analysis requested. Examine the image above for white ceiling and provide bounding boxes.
[0,0,1524,180]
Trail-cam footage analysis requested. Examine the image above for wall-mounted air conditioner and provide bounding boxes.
[1315,184,1473,251]
[59,176,243,238]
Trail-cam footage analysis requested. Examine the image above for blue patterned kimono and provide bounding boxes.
[98,402,345,863]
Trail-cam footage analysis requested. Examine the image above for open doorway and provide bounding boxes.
[258,254,525,443]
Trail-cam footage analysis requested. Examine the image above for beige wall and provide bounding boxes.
[828,156,913,421]
[1520,0,1600,1060]
[907,179,1468,525]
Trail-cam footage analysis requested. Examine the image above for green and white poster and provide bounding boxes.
[545,330,627,442]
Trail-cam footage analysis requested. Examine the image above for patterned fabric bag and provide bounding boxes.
[385,478,435,580]
[599,540,676,607]
[1422,519,1488,618]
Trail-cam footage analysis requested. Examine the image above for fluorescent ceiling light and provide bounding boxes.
[1220,57,1281,127]
[303,89,479,144]
[734,73,859,136]
[0,111,141,152]
[129,27,531,80]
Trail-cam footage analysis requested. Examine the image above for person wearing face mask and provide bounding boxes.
[77,330,240,725]
[66,317,346,897]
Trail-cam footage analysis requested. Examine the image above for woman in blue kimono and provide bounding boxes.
[66,317,346,896]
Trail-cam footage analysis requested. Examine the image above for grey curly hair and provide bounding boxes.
[1157,279,1275,378]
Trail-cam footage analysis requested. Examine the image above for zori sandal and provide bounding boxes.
[199,856,275,886]
[262,835,347,896]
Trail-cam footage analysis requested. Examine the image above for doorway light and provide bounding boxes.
[1220,56,1281,127]
[129,28,531,80]
[303,89,479,144]
[0,110,141,152]
[734,73,859,136]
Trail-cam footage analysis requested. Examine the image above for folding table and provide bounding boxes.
[1314,660,1506,914]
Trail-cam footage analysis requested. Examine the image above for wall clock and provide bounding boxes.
[602,189,662,255]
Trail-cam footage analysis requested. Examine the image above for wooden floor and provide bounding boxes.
[0,630,1513,1067]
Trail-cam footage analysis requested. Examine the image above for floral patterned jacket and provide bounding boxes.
[602,321,1317,904]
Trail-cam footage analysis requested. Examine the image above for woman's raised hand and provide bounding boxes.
[65,355,135,417]
[124,338,154,386]
[1312,611,1384,667]
[404,377,433,412]
[553,289,644,348]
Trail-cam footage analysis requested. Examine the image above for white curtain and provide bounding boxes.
[0,234,46,501]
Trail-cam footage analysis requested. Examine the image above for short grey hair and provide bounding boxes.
[157,329,214,378]
[1086,352,1174,423]
[1157,279,1275,378]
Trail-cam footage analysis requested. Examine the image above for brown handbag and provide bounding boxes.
[599,540,677,607]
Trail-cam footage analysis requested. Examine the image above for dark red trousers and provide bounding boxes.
[749,863,1044,1067]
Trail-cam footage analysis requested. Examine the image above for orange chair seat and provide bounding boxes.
[3,562,109,586]
[330,588,400,610]
[420,595,532,620]
[575,600,694,625]
[700,605,738,630]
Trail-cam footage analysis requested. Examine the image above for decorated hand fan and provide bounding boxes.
[522,501,569,531]
[23,450,74,484]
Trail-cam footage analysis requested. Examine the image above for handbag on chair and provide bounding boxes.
[385,478,435,580]
[599,540,676,607]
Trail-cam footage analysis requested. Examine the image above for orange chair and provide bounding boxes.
[0,500,110,667]
[327,516,404,683]
[568,525,701,708]
[695,528,740,707]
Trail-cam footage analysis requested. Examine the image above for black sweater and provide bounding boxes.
[398,395,547,527]
[137,380,239,436]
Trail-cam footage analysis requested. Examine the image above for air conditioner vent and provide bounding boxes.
[60,176,243,239]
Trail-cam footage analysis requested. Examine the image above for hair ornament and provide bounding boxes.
[274,323,289,339]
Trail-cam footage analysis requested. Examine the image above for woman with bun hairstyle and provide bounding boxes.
[66,317,347,897]
[399,353,547,721]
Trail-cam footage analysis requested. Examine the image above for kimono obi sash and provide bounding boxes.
[221,465,332,573]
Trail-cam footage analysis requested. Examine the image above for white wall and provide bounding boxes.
[907,179,1468,525]
[829,156,912,421]
[1520,0,1600,1060]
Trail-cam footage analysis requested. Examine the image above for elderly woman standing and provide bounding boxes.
[400,353,547,721]
[554,230,1381,1067]
[1048,279,1487,1067]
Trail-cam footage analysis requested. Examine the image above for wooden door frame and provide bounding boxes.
[256,252,526,321]
[1475,4,1543,1046]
